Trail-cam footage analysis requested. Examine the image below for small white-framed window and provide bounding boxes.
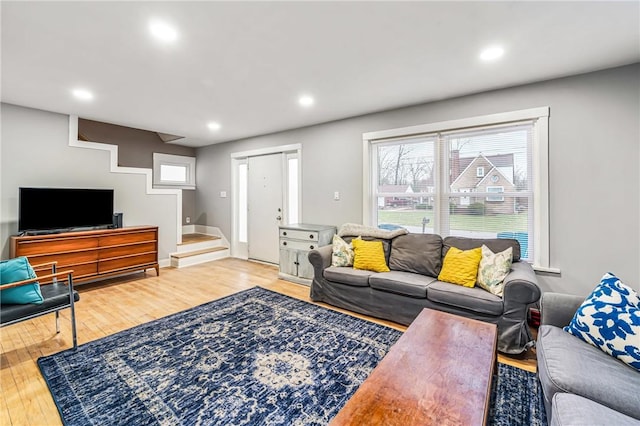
[476,166,485,177]
[486,186,505,202]
[153,153,196,189]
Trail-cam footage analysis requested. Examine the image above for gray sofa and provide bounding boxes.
[537,293,640,425]
[308,233,541,354]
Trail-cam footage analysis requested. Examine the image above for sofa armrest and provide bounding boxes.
[540,292,584,328]
[308,245,332,276]
[502,261,541,305]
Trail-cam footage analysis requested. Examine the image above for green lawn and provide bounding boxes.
[378,209,527,232]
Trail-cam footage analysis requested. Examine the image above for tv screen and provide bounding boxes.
[19,188,114,232]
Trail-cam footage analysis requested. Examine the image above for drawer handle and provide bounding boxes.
[283,241,287,246]
[309,234,314,239]
[283,231,287,236]
[310,245,315,250]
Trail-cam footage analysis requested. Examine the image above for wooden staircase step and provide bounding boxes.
[171,247,228,259]
[179,233,221,245]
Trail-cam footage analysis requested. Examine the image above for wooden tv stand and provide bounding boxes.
[10,226,159,284]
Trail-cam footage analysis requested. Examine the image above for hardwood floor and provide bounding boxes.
[0,258,537,425]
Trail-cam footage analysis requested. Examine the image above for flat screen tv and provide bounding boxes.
[19,187,114,233]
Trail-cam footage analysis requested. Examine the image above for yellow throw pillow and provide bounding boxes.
[438,247,482,287]
[352,239,390,273]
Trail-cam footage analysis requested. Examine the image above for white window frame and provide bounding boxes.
[476,166,485,177]
[286,153,300,225]
[486,186,505,202]
[153,153,196,189]
[363,107,557,273]
[237,160,249,244]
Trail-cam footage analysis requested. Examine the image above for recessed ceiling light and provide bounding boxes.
[207,122,221,131]
[480,46,504,61]
[149,20,178,42]
[298,95,315,107]
[72,88,93,101]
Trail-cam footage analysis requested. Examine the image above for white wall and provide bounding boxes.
[196,64,640,296]
[1,104,178,261]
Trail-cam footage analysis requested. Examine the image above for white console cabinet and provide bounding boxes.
[278,224,336,285]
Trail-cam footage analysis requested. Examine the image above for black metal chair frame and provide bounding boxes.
[0,262,77,349]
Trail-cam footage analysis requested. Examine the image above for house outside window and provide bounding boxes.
[363,107,550,268]
[153,153,196,189]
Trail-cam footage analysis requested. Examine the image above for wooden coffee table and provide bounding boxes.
[330,308,498,426]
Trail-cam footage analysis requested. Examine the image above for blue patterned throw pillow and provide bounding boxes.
[564,273,640,370]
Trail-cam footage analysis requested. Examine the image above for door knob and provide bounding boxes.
[276,216,282,220]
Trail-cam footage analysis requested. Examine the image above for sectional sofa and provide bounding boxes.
[309,232,541,354]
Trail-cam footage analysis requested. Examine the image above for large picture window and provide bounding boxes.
[363,107,551,269]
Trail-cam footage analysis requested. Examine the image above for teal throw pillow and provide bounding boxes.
[0,257,44,305]
[564,273,640,370]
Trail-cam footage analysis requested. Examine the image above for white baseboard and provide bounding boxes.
[182,224,196,234]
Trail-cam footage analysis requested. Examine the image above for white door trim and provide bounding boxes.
[230,144,302,159]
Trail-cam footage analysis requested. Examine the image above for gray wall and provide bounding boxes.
[196,64,640,296]
[79,118,196,168]
[1,104,179,261]
[79,118,196,225]
[182,189,196,225]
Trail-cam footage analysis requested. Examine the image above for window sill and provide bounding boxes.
[153,184,196,190]
[532,265,561,275]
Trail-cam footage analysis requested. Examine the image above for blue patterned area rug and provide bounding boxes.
[490,363,547,426]
[38,287,546,425]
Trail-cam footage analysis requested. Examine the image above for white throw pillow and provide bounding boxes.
[476,245,513,297]
[331,235,355,267]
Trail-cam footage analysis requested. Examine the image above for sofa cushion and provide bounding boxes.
[369,271,436,298]
[1,283,80,324]
[564,272,640,370]
[388,233,443,277]
[426,280,504,315]
[537,325,640,420]
[323,266,373,287]
[551,393,640,426]
[444,236,521,262]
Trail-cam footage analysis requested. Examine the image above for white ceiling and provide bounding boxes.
[2,1,639,147]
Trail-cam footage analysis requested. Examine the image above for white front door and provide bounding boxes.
[460,188,471,206]
[247,153,284,264]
